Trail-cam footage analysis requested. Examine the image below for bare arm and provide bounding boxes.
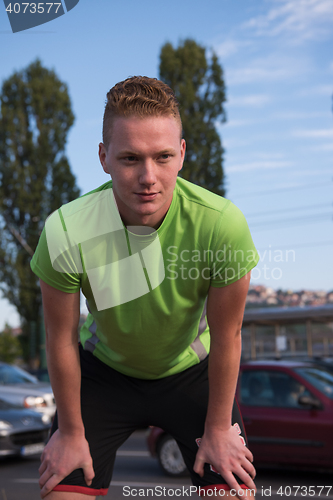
[38,279,94,498]
[193,273,256,492]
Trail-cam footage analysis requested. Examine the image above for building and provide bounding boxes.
[241,304,333,360]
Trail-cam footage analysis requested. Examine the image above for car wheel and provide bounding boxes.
[156,434,188,476]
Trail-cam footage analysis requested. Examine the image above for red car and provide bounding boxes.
[147,360,333,475]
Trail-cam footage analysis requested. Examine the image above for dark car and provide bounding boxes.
[237,360,333,471]
[147,361,333,475]
[0,398,51,458]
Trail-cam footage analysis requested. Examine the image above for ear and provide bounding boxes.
[98,142,109,173]
[179,139,186,172]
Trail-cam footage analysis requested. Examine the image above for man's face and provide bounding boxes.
[99,115,185,229]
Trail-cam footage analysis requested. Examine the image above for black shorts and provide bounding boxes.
[51,345,249,496]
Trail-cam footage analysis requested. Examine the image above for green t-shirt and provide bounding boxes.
[31,178,259,379]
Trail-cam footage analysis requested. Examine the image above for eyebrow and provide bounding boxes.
[158,149,177,155]
[116,148,177,157]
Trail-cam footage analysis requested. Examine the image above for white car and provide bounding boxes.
[0,362,55,424]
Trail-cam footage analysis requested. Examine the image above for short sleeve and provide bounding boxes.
[210,201,259,287]
[30,217,81,293]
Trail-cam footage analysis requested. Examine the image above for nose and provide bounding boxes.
[139,159,157,186]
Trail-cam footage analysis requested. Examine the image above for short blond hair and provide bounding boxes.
[102,76,182,147]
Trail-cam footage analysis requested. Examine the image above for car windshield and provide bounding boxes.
[295,366,333,400]
[0,365,38,385]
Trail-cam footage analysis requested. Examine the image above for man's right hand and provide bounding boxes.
[38,429,95,498]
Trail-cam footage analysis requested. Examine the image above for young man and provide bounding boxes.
[31,76,259,499]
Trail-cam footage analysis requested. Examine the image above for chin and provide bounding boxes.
[136,203,160,214]
[137,210,159,220]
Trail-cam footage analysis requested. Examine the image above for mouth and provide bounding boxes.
[135,192,159,201]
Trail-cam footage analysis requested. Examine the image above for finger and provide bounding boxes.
[40,474,61,499]
[193,456,205,477]
[234,467,257,492]
[38,461,47,476]
[83,462,95,486]
[244,447,254,463]
[240,452,256,472]
[242,459,256,479]
[246,464,256,480]
[38,468,54,490]
[219,470,244,493]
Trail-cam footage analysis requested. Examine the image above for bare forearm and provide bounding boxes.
[204,275,250,432]
[46,335,84,435]
[205,329,242,431]
[40,280,83,435]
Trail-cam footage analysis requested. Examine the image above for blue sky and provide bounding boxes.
[0,0,332,328]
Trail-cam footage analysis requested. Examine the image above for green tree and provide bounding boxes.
[0,59,80,363]
[0,324,23,363]
[159,39,227,196]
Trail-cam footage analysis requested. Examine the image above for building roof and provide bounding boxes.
[243,303,333,326]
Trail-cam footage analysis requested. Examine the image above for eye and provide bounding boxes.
[159,153,172,161]
[124,156,138,162]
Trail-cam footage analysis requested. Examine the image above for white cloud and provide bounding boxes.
[223,138,253,149]
[292,128,333,138]
[272,111,328,120]
[227,160,293,173]
[255,152,287,160]
[297,85,333,96]
[227,64,290,85]
[215,39,252,59]
[309,143,333,151]
[228,94,271,107]
[243,0,333,42]
[215,40,240,58]
[288,168,333,177]
[225,119,255,128]
[226,53,309,85]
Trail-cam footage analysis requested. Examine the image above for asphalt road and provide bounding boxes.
[0,430,332,500]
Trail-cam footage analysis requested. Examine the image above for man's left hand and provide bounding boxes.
[193,424,256,493]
